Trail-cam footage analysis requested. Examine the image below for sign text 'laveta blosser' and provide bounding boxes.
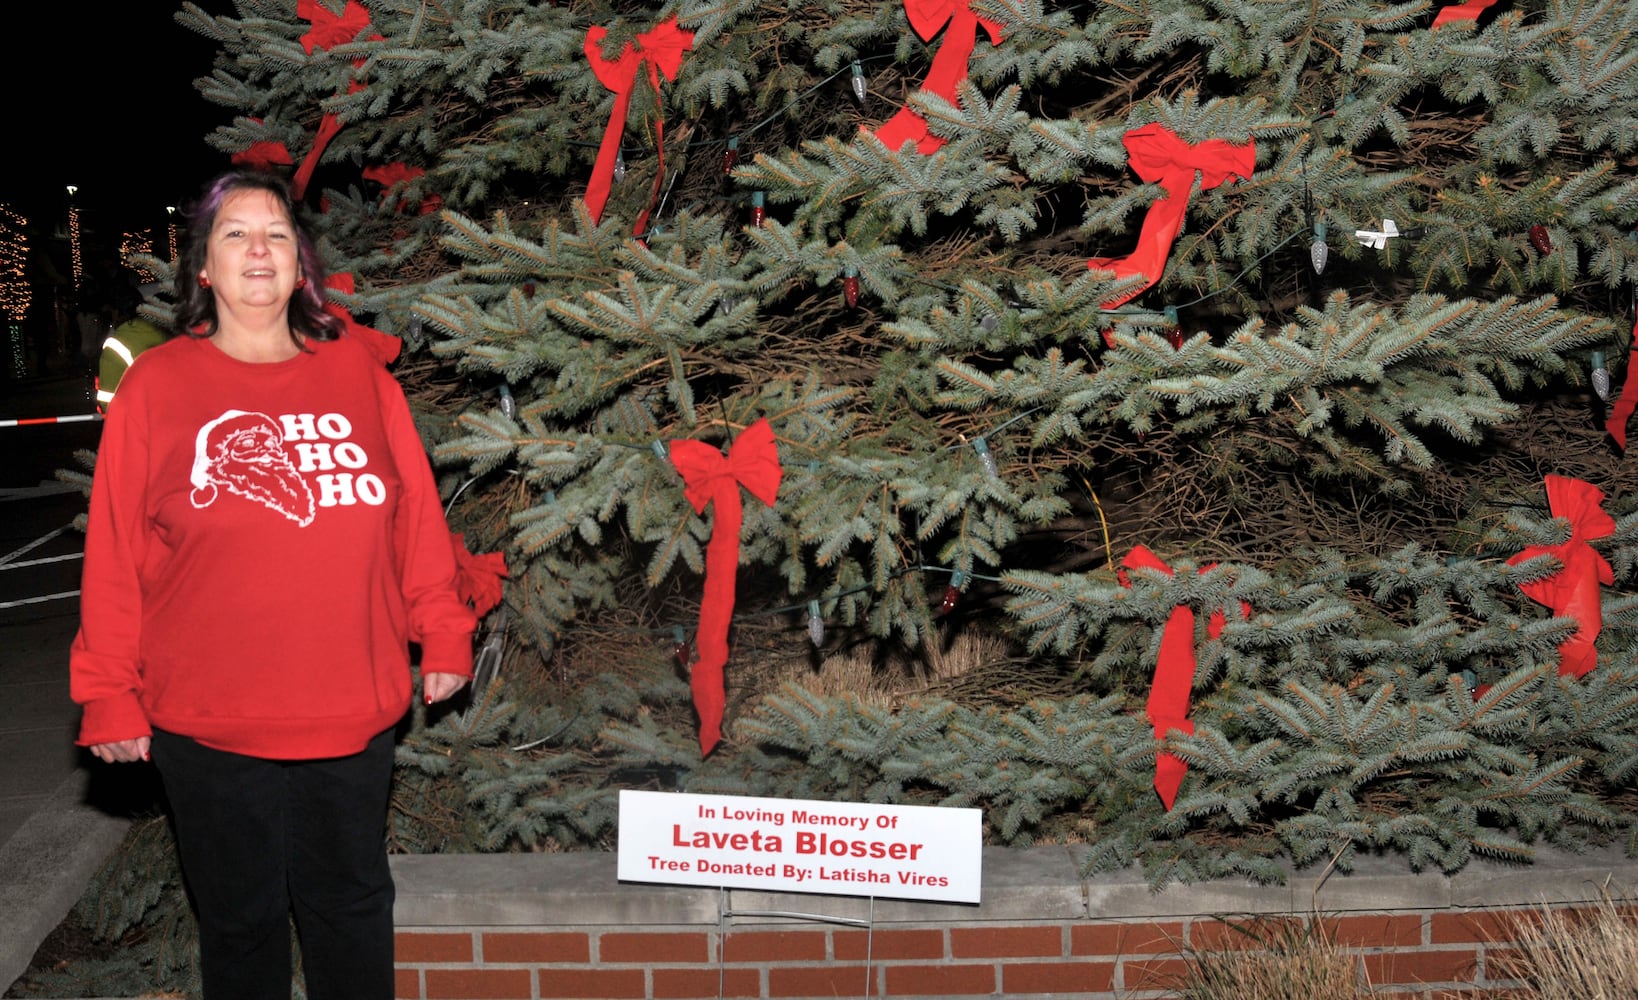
[617,790,982,903]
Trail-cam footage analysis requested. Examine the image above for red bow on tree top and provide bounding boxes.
[298,0,375,54]
[276,1,383,198]
[668,418,783,756]
[583,17,694,234]
[322,273,402,366]
[873,0,1004,155]
[1506,474,1615,680]
[1119,545,1249,811]
[1087,123,1256,310]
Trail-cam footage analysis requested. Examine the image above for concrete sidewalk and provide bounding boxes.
[1,376,138,994]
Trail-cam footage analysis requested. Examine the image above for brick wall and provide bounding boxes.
[387,845,1636,1000]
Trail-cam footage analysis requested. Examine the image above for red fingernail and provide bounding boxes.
[424,695,433,706]
[142,750,151,762]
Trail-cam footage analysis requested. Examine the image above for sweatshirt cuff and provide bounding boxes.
[419,632,474,679]
[76,694,152,747]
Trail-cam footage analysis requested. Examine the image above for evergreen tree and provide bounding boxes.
[148,0,1638,882]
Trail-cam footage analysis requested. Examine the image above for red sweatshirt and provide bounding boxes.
[71,333,476,759]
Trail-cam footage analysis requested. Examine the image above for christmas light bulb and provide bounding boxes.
[1310,222,1328,274]
[971,436,999,480]
[1163,306,1182,349]
[938,586,961,615]
[750,191,766,228]
[850,61,867,106]
[1593,350,1611,401]
[807,600,824,647]
[613,148,627,184]
[1529,224,1552,255]
[498,382,516,419]
[842,266,860,308]
[722,137,739,175]
[672,626,691,668]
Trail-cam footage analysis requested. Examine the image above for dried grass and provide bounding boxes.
[1175,917,1372,1000]
[1485,889,1638,1000]
[765,627,1020,710]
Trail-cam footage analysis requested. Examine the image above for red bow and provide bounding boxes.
[322,273,402,365]
[1431,0,1499,27]
[1506,475,1614,680]
[1087,124,1256,310]
[874,0,1004,155]
[451,532,509,618]
[1119,545,1248,810]
[298,0,373,53]
[583,17,694,233]
[1604,315,1638,450]
[668,418,783,755]
[363,162,441,215]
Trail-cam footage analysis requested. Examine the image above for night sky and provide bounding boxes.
[2,5,229,238]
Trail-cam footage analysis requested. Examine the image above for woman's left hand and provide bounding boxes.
[423,672,470,705]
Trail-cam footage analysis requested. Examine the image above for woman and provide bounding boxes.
[70,169,475,1000]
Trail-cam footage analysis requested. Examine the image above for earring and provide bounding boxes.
[295,276,308,289]
[198,275,211,289]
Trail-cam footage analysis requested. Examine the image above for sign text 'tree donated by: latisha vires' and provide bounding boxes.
[617,790,982,904]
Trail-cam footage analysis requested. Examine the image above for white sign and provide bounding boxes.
[617,790,982,904]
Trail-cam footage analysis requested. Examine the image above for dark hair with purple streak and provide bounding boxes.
[173,169,344,346]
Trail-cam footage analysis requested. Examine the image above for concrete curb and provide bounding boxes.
[0,771,133,994]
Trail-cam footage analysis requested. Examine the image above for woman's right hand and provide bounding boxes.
[89,737,151,764]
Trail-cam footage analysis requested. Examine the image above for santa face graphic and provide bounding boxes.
[188,410,317,526]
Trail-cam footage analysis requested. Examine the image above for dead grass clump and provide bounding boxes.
[1175,918,1372,1000]
[1486,890,1638,999]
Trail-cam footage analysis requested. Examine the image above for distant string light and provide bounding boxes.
[0,203,27,380]
[66,186,83,293]
[166,206,178,262]
[0,203,30,322]
[121,230,155,282]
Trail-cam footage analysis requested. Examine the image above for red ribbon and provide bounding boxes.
[668,418,783,755]
[451,532,509,618]
[1086,124,1256,310]
[1119,545,1248,810]
[1505,475,1614,680]
[874,0,1003,155]
[291,101,349,201]
[583,17,694,232]
[322,273,402,365]
[290,3,381,199]
[234,138,295,171]
[1431,0,1499,27]
[1604,315,1638,450]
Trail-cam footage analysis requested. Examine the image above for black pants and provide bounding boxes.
[151,728,396,1000]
